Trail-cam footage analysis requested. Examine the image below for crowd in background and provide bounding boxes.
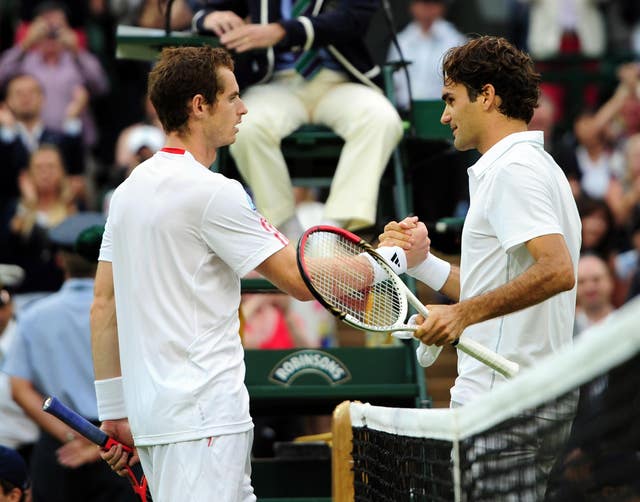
[1,0,640,498]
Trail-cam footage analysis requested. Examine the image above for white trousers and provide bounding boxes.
[137,431,256,502]
[230,69,403,229]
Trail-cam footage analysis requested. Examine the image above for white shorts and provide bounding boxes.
[137,430,256,502]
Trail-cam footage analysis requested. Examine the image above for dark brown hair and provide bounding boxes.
[442,36,540,123]
[148,46,234,134]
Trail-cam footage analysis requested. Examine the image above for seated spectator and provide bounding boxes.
[193,0,403,239]
[102,122,164,215]
[113,94,163,176]
[0,73,87,211]
[607,132,640,225]
[0,1,109,148]
[614,210,640,300]
[241,291,313,349]
[574,253,615,335]
[0,288,39,457]
[386,0,466,109]
[0,445,30,502]
[560,109,625,204]
[2,145,77,299]
[523,0,606,60]
[577,195,617,262]
[579,63,640,153]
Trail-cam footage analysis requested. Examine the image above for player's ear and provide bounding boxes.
[191,94,207,116]
[480,84,497,110]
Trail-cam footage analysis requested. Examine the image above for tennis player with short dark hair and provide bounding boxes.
[380,35,581,403]
[90,46,320,501]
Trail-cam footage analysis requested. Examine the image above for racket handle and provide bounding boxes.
[43,396,133,453]
[454,338,520,378]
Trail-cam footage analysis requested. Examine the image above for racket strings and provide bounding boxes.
[303,232,405,330]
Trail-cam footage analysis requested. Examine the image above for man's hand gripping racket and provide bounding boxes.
[42,396,149,501]
[297,226,519,378]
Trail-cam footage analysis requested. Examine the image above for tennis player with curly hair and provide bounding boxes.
[381,35,581,404]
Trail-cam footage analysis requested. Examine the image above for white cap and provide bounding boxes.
[126,125,165,154]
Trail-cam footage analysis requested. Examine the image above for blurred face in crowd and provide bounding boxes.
[529,94,555,143]
[581,208,610,250]
[411,1,446,32]
[6,75,43,122]
[37,8,69,57]
[577,255,613,312]
[29,148,66,196]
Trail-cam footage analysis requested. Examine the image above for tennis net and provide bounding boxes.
[332,297,640,501]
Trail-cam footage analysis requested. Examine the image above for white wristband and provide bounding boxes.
[407,253,451,291]
[365,246,407,283]
[95,377,127,420]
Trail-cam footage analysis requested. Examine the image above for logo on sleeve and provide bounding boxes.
[245,191,257,211]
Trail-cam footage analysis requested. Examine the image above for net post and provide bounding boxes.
[332,400,354,502]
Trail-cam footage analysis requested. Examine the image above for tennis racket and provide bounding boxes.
[296,225,520,378]
[42,396,150,502]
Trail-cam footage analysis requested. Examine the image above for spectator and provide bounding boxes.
[561,109,625,204]
[614,211,640,300]
[579,63,640,153]
[110,0,194,30]
[386,0,466,109]
[574,253,615,335]
[0,445,30,502]
[193,0,404,239]
[2,145,77,300]
[0,288,38,457]
[113,95,163,176]
[0,1,109,148]
[3,213,138,502]
[523,0,607,60]
[577,196,617,262]
[0,73,87,211]
[607,132,640,225]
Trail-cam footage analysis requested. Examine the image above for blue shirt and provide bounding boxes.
[3,278,98,420]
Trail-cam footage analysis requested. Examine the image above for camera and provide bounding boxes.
[47,27,60,39]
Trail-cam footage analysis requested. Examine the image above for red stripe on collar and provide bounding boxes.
[160,147,186,154]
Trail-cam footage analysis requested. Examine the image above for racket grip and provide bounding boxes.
[43,396,112,448]
[455,338,520,378]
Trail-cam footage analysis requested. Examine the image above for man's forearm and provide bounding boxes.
[439,265,461,302]
[11,377,77,443]
[90,297,121,380]
[457,259,573,328]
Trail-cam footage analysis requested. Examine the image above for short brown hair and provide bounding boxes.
[442,36,540,123]
[148,46,235,134]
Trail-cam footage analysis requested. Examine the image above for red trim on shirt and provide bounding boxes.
[160,147,186,154]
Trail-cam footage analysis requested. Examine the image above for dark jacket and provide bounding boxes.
[192,0,383,90]
[0,126,85,203]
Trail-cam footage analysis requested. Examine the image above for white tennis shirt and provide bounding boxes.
[451,131,581,406]
[99,149,287,446]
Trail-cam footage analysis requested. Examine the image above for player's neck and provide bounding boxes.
[163,133,216,169]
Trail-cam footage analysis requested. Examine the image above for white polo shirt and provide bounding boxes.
[100,149,287,446]
[451,131,581,406]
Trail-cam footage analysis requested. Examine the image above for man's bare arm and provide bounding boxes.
[255,244,314,301]
[417,233,575,345]
[91,261,120,380]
